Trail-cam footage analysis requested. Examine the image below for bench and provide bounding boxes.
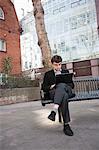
[40,77,99,123]
[40,77,99,106]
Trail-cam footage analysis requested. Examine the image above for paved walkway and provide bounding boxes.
[0,100,99,150]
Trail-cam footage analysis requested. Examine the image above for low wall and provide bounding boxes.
[1,77,99,106]
[0,87,40,106]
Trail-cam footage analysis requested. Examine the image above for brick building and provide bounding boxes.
[0,0,21,75]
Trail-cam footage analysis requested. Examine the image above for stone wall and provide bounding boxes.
[0,87,40,106]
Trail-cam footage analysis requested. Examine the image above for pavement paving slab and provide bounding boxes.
[0,100,99,150]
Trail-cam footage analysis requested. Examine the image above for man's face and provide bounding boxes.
[52,62,62,71]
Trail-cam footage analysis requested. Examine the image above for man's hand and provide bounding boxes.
[50,84,56,89]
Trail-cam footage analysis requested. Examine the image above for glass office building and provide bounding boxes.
[20,0,99,76]
[42,0,99,62]
[20,12,42,72]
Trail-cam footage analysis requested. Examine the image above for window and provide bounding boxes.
[54,44,56,49]
[71,1,79,8]
[59,6,65,12]
[86,11,91,24]
[79,0,86,5]
[53,43,57,54]
[0,39,6,52]
[60,41,65,52]
[29,62,32,69]
[77,13,86,27]
[66,46,69,51]
[25,61,28,69]
[53,8,59,14]
[0,7,4,20]
[56,21,62,34]
[47,0,51,4]
[71,0,86,8]
[70,16,77,29]
[64,19,69,32]
[72,46,76,50]
[53,49,57,54]
[35,55,37,60]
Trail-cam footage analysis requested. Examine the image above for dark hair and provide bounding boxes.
[51,55,62,64]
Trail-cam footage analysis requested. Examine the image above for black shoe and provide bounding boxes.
[48,111,56,121]
[63,124,74,136]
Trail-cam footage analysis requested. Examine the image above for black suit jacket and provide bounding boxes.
[42,69,74,92]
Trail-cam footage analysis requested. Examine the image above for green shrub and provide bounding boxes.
[1,76,39,88]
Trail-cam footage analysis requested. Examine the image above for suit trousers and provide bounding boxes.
[49,83,72,123]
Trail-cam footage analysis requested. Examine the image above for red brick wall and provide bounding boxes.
[0,0,21,75]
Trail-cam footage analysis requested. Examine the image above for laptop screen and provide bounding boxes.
[55,73,73,84]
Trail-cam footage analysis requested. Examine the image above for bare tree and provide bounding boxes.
[32,0,52,68]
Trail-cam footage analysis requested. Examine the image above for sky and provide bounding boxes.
[14,0,33,20]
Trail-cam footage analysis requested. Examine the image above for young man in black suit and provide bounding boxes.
[42,55,74,136]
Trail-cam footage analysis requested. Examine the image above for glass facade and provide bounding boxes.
[20,0,99,71]
[43,0,99,62]
[20,13,42,71]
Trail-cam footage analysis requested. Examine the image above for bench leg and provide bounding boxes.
[58,107,62,123]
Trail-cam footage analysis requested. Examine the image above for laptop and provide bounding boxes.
[55,73,73,85]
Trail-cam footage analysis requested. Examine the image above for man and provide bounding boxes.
[42,55,74,136]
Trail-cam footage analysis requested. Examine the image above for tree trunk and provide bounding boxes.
[32,0,52,68]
